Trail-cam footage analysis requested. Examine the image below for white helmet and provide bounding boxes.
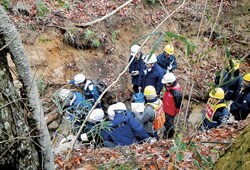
[74,74,85,84]
[144,53,157,64]
[107,102,126,120]
[130,44,141,57]
[161,72,176,84]
[115,102,127,110]
[89,108,104,122]
[58,89,71,101]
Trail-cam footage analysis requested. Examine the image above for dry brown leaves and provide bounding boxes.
[54,120,248,169]
[8,0,148,27]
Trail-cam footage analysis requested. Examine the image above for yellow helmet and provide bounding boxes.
[243,73,250,81]
[209,88,225,99]
[144,85,156,96]
[164,45,174,55]
[229,59,240,71]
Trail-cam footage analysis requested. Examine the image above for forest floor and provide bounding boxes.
[3,0,250,169]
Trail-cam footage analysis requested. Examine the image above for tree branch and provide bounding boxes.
[74,0,134,27]
[159,0,179,34]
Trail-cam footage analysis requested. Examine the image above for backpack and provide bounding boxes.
[92,79,107,94]
[147,100,166,130]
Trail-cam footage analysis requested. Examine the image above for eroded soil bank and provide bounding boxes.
[3,0,250,169]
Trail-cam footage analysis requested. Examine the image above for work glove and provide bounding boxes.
[138,87,142,92]
[59,135,75,144]
[146,137,157,144]
[131,71,139,76]
[167,65,172,71]
[80,133,89,142]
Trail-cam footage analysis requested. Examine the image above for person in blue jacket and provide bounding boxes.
[68,73,102,108]
[202,88,230,129]
[129,44,145,93]
[57,88,92,132]
[101,102,151,147]
[77,108,105,146]
[215,59,243,101]
[157,44,177,72]
[230,73,250,120]
[138,53,166,96]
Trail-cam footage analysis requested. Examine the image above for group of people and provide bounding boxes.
[129,44,183,138]
[56,43,249,148]
[202,59,250,129]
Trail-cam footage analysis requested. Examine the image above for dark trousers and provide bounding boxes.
[234,112,249,121]
[133,85,139,93]
[164,114,175,138]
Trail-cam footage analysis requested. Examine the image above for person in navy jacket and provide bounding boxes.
[68,73,102,108]
[57,89,92,132]
[101,102,150,147]
[78,108,105,146]
[138,53,165,96]
[230,73,250,120]
[214,59,243,101]
[129,44,144,93]
[157,44,177,72]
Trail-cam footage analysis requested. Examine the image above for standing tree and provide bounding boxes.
[0,5,54,170]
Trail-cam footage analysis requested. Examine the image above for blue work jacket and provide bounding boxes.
[69,79,101,108]
[157,53,177,71]
[101,113,149,146]
[129,53,144,85]
[230,87,250,120]
[138,64,165,95]
[215,70,243,101]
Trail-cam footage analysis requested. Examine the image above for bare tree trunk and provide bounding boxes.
[0,5,54,170]
[0,37,40,169]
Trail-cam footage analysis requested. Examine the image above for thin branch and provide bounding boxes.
[46,24,67,31]
[0,141,15,159]
[199,141,231,145]
[0,97,25,109]
[159,0,179,34]
[195,0,208,43]
[74,0,134,27]
[0,33,18,51]
[65,0,187,161]
[196,0,224,63]
[208,0,223,42]
[183,82,194,129]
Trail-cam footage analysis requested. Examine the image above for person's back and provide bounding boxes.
[78,109,105,146]
[102,103,149,147]
[230,73,250,120]
[83,79,101,107]
[215,60,243,101]
[68,73,102,108]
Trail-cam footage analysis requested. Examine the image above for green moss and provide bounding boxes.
[213,125,250,170]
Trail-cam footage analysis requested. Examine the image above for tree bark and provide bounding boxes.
[213,123,250,169]
[0,5,54,169]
